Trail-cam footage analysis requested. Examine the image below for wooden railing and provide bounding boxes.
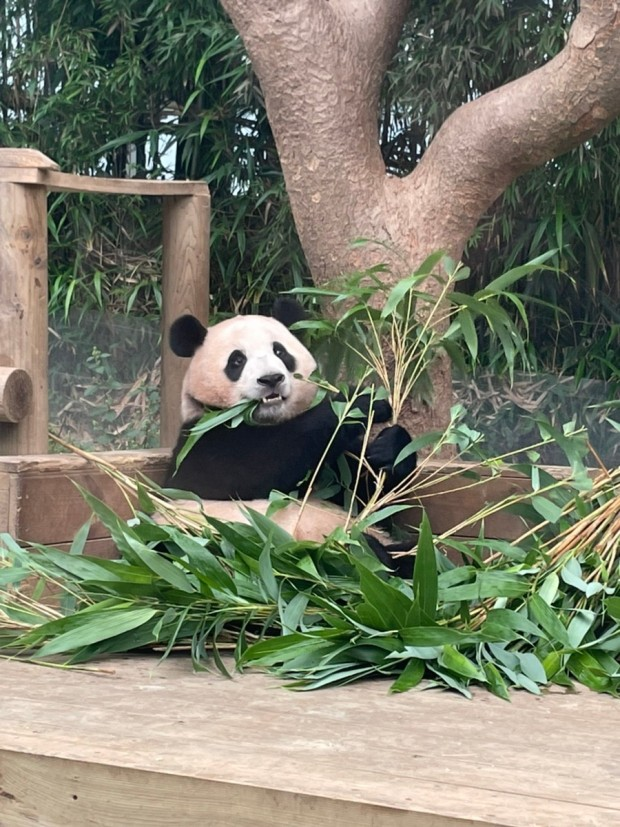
[0,148,210,455]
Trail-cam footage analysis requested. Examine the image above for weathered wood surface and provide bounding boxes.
[161,194,210,447]
[0,368,33,423]
[404,463,536,540]
[0,657,618,827]
[0,449,169,543]
[0,177,48,454]
[0,147,210,458]
[0,454,574,549]
[0,166,210,196]
[0,148,59,169]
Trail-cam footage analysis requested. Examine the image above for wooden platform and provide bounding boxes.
[1,656,619,826]
[1,450,548,556]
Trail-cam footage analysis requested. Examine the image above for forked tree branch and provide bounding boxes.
[407,1,620,247]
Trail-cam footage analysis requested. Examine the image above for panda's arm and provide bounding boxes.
[337,390,391,425]
[365,424,417,485]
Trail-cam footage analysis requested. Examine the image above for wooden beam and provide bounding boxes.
[0,451,576,550]
[0,172,49,454]
[0,166,210,197]
[160,195,210,447]
[0,148,59,169]
[1,657,619,826]
[0,148,210,456]
[0,367,33,422]
[0,449,169,544]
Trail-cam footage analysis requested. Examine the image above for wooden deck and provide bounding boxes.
[1,656,619,826]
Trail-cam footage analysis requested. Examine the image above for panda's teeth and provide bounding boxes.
[261,394,283,404]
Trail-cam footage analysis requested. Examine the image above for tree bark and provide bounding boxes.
[219,0,620,433]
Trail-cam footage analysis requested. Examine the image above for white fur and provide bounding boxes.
[181,315,317,423]
[154,497,391,544]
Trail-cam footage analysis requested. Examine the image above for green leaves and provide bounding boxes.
[35,607,160,658]
[411,513,438,625]
[2,431,620,699]
[174,402,258,469]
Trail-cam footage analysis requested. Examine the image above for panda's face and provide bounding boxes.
[176,314,318,425]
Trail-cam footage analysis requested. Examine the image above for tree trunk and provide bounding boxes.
[219,0,620,435]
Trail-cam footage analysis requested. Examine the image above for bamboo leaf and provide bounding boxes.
[567,652,613,693]
[389,658,425,693]
[69,520,92,556]
[483,608,548,640]
[567,610,597,648]
[483,663,510,700]
[479,251,557,295]
[427,665,472,698]
[605,597,620,622]
[439,645,485,681]
[517,652,548,685]
[531,495,564,524]
[409,512,437,625]
[36,607,159,657]
[130,547,196,593]
[356,566,413,631]
[456,309,478,362]
[528,595,570,647]
[259,544,279,601]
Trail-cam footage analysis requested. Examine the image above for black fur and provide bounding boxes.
[271,296,308,330]
[273,342,296,373]
[165,299,417,578]
[166,392,391,500]
[170,315,207,357]
[224,349,247,382]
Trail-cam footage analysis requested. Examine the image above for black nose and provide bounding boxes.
[257,373,284,389]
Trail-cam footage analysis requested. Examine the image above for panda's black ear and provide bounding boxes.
[272,297,307,329]
[169,315,207,357]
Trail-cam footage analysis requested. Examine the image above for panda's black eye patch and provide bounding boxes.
[225,349,247,381]
[273,341,296,372]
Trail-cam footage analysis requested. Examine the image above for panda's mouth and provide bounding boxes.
[260,392,285,405]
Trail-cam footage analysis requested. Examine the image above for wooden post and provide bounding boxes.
[0,147,210,458]
[161,194,210,447]
[0,150,54,454]
[0,367,34,423]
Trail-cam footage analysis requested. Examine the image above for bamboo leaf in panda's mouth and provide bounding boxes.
[174,401,258,469]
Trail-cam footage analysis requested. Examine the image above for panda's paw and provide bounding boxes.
[372,399,392,423]
[366,425,416,475]
[363,534,415,579]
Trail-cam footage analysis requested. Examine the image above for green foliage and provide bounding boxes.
[1,461,618,697]
[2,0,619,367]
[1,269,618,696]
[293,251,555,412]
[174,400,258,468]
[1,0,308,316]
[48,314,161,450]
[455,372,620,469]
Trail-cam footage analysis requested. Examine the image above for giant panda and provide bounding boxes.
[162,298,416,576]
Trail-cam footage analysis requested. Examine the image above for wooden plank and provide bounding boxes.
[0,453,577,548]
[0,148,59,169]
[0,447,169,475]
[0,180,48,454]
[0,467,16,536]
[0,167,210,196]
[405,461,578,540]
[1,657,619,826]
[160,194,210,447]
[0,449,169,544]
[406,462,529,539]
[52,537,123,559]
